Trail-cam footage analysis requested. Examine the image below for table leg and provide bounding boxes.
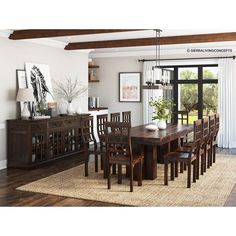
[144,145,157,180]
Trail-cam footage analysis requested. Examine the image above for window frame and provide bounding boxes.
[160,64,218,123]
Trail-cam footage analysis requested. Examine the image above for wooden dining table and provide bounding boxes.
[130,124,193,180]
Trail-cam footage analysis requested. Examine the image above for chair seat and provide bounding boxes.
[176,146,192,152]
[164,151,195,162]
[109,154,143,165]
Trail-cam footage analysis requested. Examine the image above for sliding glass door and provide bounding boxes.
[162,64,218,124]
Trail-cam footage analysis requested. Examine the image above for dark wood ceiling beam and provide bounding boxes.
[65,32,236,50]
[9,29,143,40]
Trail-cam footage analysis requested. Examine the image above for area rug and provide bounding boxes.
[17,154,236,206]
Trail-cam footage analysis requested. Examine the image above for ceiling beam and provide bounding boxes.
[65,32,236,50]
[9,29,143,40]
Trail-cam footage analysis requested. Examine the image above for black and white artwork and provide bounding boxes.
[25,63,54,107]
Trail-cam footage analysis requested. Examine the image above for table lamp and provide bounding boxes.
[16,88,35,119]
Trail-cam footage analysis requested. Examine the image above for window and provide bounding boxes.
[162,64,218,124]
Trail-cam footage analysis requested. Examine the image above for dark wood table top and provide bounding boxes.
[131,124,193,145]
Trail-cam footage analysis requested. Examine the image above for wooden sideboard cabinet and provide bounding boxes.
[7,115,89,168]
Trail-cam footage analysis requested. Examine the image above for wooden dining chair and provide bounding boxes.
[122,111,131,123]
[81,116,106,177]
[212,113,219,164]
[105,122,143,192]
[164,119,202,188]
[110,112,120,122]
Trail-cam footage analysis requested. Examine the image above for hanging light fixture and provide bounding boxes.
[150,29,170,87]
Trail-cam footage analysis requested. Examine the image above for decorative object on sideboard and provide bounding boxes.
[53,77,88,115]
[16,88,35,119]
[149,97,175,129]
[88,97,100,108]
[16,69,27,112]
[25,63,54,115]
[119,72,141,102]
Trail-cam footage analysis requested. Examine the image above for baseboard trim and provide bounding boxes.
[0,160,7,170]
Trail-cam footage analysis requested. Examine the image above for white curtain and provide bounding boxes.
[218,58,234,148]
[142,62,163,124]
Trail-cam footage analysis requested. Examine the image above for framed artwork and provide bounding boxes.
[25,63,54,108]
[16,69,27,111]
[119,72,141,102]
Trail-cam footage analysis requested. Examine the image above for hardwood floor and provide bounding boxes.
[0,149,235,206]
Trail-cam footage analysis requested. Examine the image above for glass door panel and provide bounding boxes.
[179,84,198,124]
[203,84,218,117]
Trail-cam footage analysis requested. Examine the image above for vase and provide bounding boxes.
[158,120,167,129]
[67,102,75,115]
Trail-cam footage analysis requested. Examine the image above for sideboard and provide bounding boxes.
[7,114,89,169]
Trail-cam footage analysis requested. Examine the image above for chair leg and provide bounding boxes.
[118,164,122,184]
[187,160,191,188]
[100,146,104,170]
[196,157,199,180]
[84,151,88,177]
[201,154,204,175]
[209,146,213,166]
[193,160,196,183]
[184,163,187,171]
[213,145,216,163]
[138,162,142,186]
[171,162,175,181]
[164,162,168,186]
[207,149,211,168]
[108,164,111,189]
[130,165,134,192]
[95,154,98,172]
[175,161,178,177]
[112,164,116,175]
[103,154,108,179]
[180,162,184,173]
[204,150,207,172]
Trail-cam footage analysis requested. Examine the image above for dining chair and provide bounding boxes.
[164,119,202,188]
[212,113,219,164]
[122,111,131,123]
[105,122,143,192]
[110,112,120,122]
[81,116,106,177]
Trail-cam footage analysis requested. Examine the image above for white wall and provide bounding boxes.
[88,57,143,126]
[0,37,88,167]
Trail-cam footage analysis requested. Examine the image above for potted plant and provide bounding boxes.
[53,77,88,115]
[149,97,175,129]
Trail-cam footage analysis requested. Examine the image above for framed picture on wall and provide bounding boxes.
[119,72,141,102]
[16,69,27,111]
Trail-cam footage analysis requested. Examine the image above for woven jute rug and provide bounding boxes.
[17,154,236,206]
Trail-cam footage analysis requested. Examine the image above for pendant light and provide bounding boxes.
[151,29,170,86]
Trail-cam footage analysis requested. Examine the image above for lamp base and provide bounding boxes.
[21,102,31,119]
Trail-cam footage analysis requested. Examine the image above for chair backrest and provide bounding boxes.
[214,113,220,141]
[110,112,120,122]
[105,122,132,161]
[201,117,209,146]
[97,114,108,138]
[192,119,203,155]
[122,111,131,123]
[208,115,215,143]
[81,116,96,146]
[172,111,189,125]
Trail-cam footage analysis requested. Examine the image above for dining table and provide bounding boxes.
[130,123,193,180]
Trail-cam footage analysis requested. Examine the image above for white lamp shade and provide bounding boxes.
[16,88,35,102]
